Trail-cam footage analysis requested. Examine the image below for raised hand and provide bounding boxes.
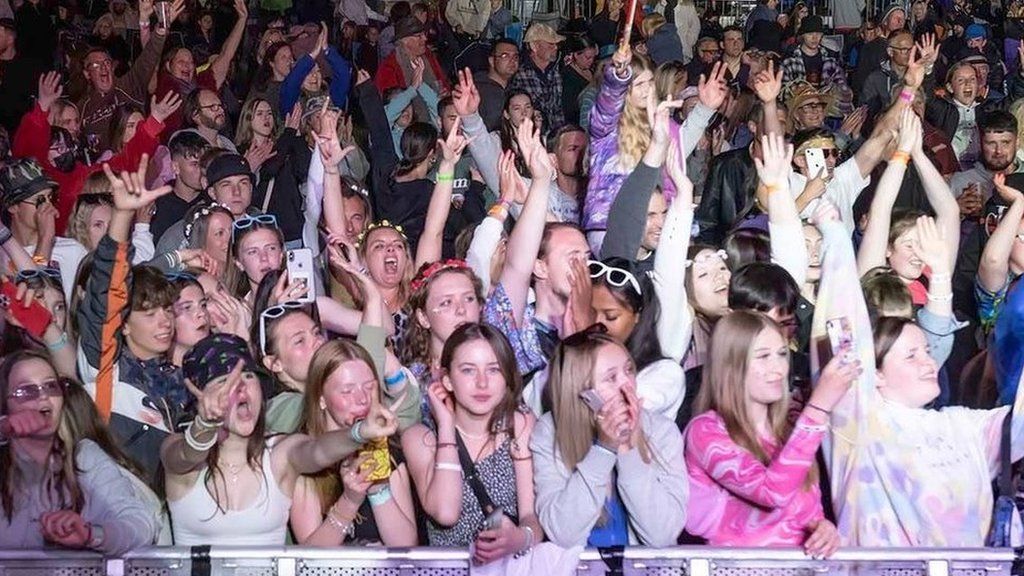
[359,389,403,440]
[807,353,861,414]
[810,198,841,227]
[40,510,91,549]
[139,0,154,23]
[497,149,528,204]
[313,22,328,56]
[184,360,244,425]
[561,257,594,335]
[753,133,794,188]
[285,103,302,131]
[751,59,783,104]
[612,40,632,73]
[179,248,219,275]
[314,100,355,168]
[232,0,248,20]
[451,68,480,117]
[896,107,921,153]
[37,72,64,113]
[244,139,277,172]
[647,95,683,151]
[34,201,58,243]
[915,33,937,68]
[150,91,183,123]
[102,155,173,212]
[0,410,50,439]
[665,138,693,206]
[913,215,950,275]
[514,116,538,165]
[902,45,925,90]
[269,268,310,305]
[994,172,1024,205]
[426,380,455,431]
[525,132,553,182]
[437,116,473,164]
[697,62,729,110]
[840,106,867,140]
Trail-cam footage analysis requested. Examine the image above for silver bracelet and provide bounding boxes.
[185,420,217,451]
[514,525,534,558]
[326,510,355,538]
[434,462,462,473]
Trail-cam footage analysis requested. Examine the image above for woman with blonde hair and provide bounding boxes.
[684,310,854,553]
[582,41,727,253]
[65,191,154,263]
[530,328,688,548]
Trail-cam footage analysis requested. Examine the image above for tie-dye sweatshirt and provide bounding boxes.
[684,411,827,545]
[811,219,1024,547]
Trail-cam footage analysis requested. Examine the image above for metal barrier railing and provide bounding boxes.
[0,547,1015,576]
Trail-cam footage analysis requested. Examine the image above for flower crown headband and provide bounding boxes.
[184,203,232,241]
[356,219,407,248]
[411,258,470,293]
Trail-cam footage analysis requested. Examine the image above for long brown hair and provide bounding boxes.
[0,351,82,522]
[301,339,383,515]
[696,311,817,486]
[546,333,654,473]
[401,266,485,369]
[440,323,522,439]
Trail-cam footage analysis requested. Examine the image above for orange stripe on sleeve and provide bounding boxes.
[95,241,131,422]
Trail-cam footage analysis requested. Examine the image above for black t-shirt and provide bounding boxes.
[802,51,824,87]
[152,189,206,246]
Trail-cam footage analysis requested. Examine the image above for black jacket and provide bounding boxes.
[695,146,757,245]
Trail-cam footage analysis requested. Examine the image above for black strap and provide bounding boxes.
[1000,406,1014,498]
[597,545,625,576]
[190,545,211,576]
[455,432,497,515]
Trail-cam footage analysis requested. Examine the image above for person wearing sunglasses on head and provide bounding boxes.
[0,351,162,553]
[76,156,192,485]
[0,158,88,303]
[222,212,284,304]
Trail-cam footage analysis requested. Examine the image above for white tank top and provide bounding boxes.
[169,446,292,546]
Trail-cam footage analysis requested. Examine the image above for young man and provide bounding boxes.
[474,38,519,132]
[151,131,210,243]
[781,15,848,89]
[0,158,87,301]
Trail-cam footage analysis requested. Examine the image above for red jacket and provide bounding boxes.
[375,50,450,95]
[13,104,165,233]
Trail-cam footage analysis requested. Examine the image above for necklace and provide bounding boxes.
[221,460,246,484]
[455,424,490,440]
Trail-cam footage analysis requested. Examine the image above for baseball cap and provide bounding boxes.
[523,22,564,45]
[0,158,58,208]
[206,153,253,187]
[965,23,987,39]
[182,334,271,395]
[394,16,426,40]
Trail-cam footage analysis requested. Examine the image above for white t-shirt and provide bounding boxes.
[22,237,89,303]
[789,157,870,236]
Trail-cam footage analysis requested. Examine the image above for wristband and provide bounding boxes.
[927,292,953,302]
[185,420,218,451]
[350,419,367,444]
[45,332,69,351]
[890,151,911,166]
[368,485,393,507]
[195,414,223,429]
[436,172,455,182]
[514,525,535,558]
[384,370,406,387]
[488,204,509,219]
[434,462,462,473]
[86,523,105,550]
[806,402,831,416]
[326,510,355,537]
[32,255,48,265]
[899,89,915,103]
[929,272,952,281]
[763,182,781,194]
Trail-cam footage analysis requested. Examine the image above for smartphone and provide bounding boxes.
[579,389,605,413]
[826,317,854,360]
[286,248,316,303]
[480,507,505,532]
[360,438,392,483]
[1,281,52,339]
[804,148,828,180]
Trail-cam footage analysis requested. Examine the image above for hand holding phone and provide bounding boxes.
[804,148,828,180]
[825,317,853,362]
[286,248,316,303]
[1,281,52,339]
[579,389,605,412]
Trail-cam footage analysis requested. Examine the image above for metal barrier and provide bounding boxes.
[0,547,1015,576]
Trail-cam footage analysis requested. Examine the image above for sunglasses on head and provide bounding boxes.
[232,214,278,241]
[16,268,62,284]
[7,379,65,403]
[588,260,642,295]
[165,271,198,283]
[259,300,308,356]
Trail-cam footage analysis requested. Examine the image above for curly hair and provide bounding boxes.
[399,265,484,369]
[616,54,655,170]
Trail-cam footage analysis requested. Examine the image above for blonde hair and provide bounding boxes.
[616,55,655,170]
[641,13,665,38]
[696,311,817,487]
[547,334,655,473]
[65,192,113,248]
[1010,99,1024,157]
[235,98,277,153]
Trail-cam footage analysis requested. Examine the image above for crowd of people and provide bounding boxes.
[1,0,1024,567]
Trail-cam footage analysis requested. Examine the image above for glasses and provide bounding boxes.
[889,45,913,53]
[232,214,278,240]
[684,249,728,268]
[16,268,62,284]
[7,379,64,402]
[21,192,56,208]
[259,300,307,356]
[799,102,827,111]
[588,260,642,295]
[85,59,113,71]
[817,147,840,158]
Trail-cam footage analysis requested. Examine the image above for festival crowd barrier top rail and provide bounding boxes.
[0,546,1016,576]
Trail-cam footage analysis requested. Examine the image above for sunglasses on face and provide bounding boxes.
[22,192,56,208]
[7,379,64,402]
[588,260,642,295]
[232,214,278,241]
[259,300,307,356]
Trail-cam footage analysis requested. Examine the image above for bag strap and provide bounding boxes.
[455,432,498,515]
[261,177,276,214]
[1000,405,1014,498]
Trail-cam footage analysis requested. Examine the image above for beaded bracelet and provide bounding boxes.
[368,485,393,507]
